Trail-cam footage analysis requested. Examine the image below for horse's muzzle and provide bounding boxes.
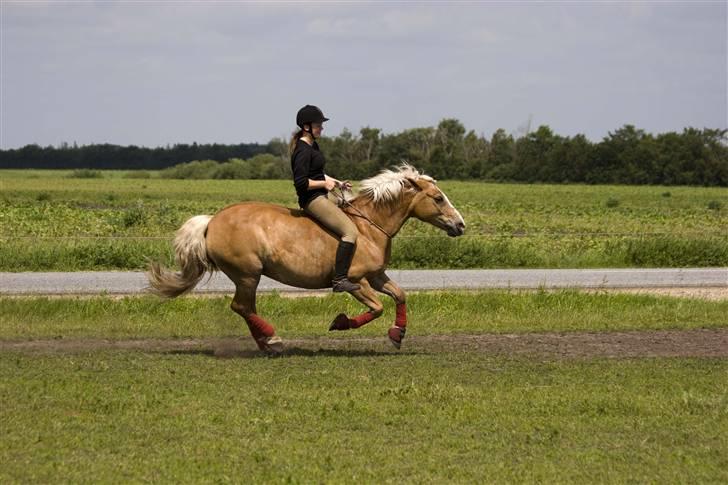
[446,221,465,237]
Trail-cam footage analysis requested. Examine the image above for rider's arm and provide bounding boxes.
[292,149,313,191]
[326,173,351,190]
[324,174,340,187]
[307,179,328,189]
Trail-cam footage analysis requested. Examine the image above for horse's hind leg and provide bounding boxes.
[230,275,283,355]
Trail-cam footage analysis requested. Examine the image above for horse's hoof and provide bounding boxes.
[388,326,406,349]
[329,313,351,331]
[258,335,284,355]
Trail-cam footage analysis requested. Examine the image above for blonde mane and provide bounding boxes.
[336,161,436,207]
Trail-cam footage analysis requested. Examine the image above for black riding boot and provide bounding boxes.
[332,240,361,292]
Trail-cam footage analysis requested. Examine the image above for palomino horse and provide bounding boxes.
[145,162,465,354]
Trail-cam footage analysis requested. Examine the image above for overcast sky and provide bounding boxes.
[1,1,726,149]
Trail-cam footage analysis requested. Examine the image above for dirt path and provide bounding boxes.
[1,328,727,359]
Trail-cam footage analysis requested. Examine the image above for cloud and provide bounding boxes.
[305,7,435,39]
[1,1,725,148]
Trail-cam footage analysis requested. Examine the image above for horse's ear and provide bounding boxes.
[404,176,423,192]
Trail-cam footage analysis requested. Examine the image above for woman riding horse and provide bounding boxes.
[146,126,466,354]
[289,104,361,293]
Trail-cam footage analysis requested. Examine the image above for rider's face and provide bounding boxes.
[310,122,323,138]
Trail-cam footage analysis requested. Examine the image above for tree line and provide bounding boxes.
[0,141,271,170]
[2,121,726,186]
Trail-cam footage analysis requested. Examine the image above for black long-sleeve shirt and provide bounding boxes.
[290,138,328,209]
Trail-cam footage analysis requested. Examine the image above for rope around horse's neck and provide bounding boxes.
[332,186,394,239]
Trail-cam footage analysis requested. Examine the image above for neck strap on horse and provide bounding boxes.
[331,186,394,239]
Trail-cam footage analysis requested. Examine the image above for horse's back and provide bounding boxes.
[206,200,325,249]
[209,201,310,224]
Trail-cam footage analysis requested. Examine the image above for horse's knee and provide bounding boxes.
[230,300,239,312]
[370,301,384,317]
[232,301,276,340]
[231,299,254,318]
[383,282,406,303]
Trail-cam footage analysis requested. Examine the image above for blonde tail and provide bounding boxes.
[145,215,217,298]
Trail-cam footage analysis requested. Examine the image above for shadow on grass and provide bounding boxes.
[162,346,413,359]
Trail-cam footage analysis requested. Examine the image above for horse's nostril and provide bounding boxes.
[456,222,465,229]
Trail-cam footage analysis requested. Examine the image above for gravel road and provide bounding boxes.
[1,268,725,296]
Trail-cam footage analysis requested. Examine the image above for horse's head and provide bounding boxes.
[402,174,466,238]
[352,162,466,238]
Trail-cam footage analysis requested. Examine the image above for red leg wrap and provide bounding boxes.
[349,311,376,329]
[245,313,275,338]
[395,302,407,327]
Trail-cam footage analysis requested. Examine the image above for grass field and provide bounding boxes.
[1,169,726,271]
[1,289,727,482]
[2,351,726,483]
[1,289,727,339]
[2,170,726,481]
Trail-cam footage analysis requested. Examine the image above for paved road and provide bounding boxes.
[1,268,726,295]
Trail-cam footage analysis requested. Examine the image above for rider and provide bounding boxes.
[289,104,361,293]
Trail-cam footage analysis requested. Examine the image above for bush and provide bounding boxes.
[0,239,174,271]
[124,170,152,179]
[707,200,723,211]
[159,155,289,180]
[159,160,220,179]
[390,237,544,268]
[68,169,103,178]
[620,236,728,267]
[121,201,148,228]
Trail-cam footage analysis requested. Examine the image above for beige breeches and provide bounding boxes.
[303,194,358,243]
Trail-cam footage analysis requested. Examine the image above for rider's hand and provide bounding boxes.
[324,178,338,191]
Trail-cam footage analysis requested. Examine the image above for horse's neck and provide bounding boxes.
[346,197,411,242]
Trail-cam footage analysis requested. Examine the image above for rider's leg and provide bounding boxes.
[304,195,361,292]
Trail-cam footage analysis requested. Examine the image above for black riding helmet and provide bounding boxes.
[296,104,330,135]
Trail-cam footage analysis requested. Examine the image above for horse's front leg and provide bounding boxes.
[368,272,408,349]
[328,277,384,331]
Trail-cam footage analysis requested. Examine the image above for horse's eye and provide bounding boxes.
[434,196,444,203]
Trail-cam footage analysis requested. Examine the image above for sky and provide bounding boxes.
[1,0,726,149]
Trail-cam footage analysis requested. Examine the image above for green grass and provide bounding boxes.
[1,290,726,340]
[1,352,726,482]
[1,170,726,270]
[1,290,726,482]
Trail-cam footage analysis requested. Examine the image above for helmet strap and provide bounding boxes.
[303,125,315,139]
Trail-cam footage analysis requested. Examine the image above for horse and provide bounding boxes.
[145,162,466,354]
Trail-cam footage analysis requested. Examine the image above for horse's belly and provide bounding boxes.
[260,229,337,289]
[262,266,332,289]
